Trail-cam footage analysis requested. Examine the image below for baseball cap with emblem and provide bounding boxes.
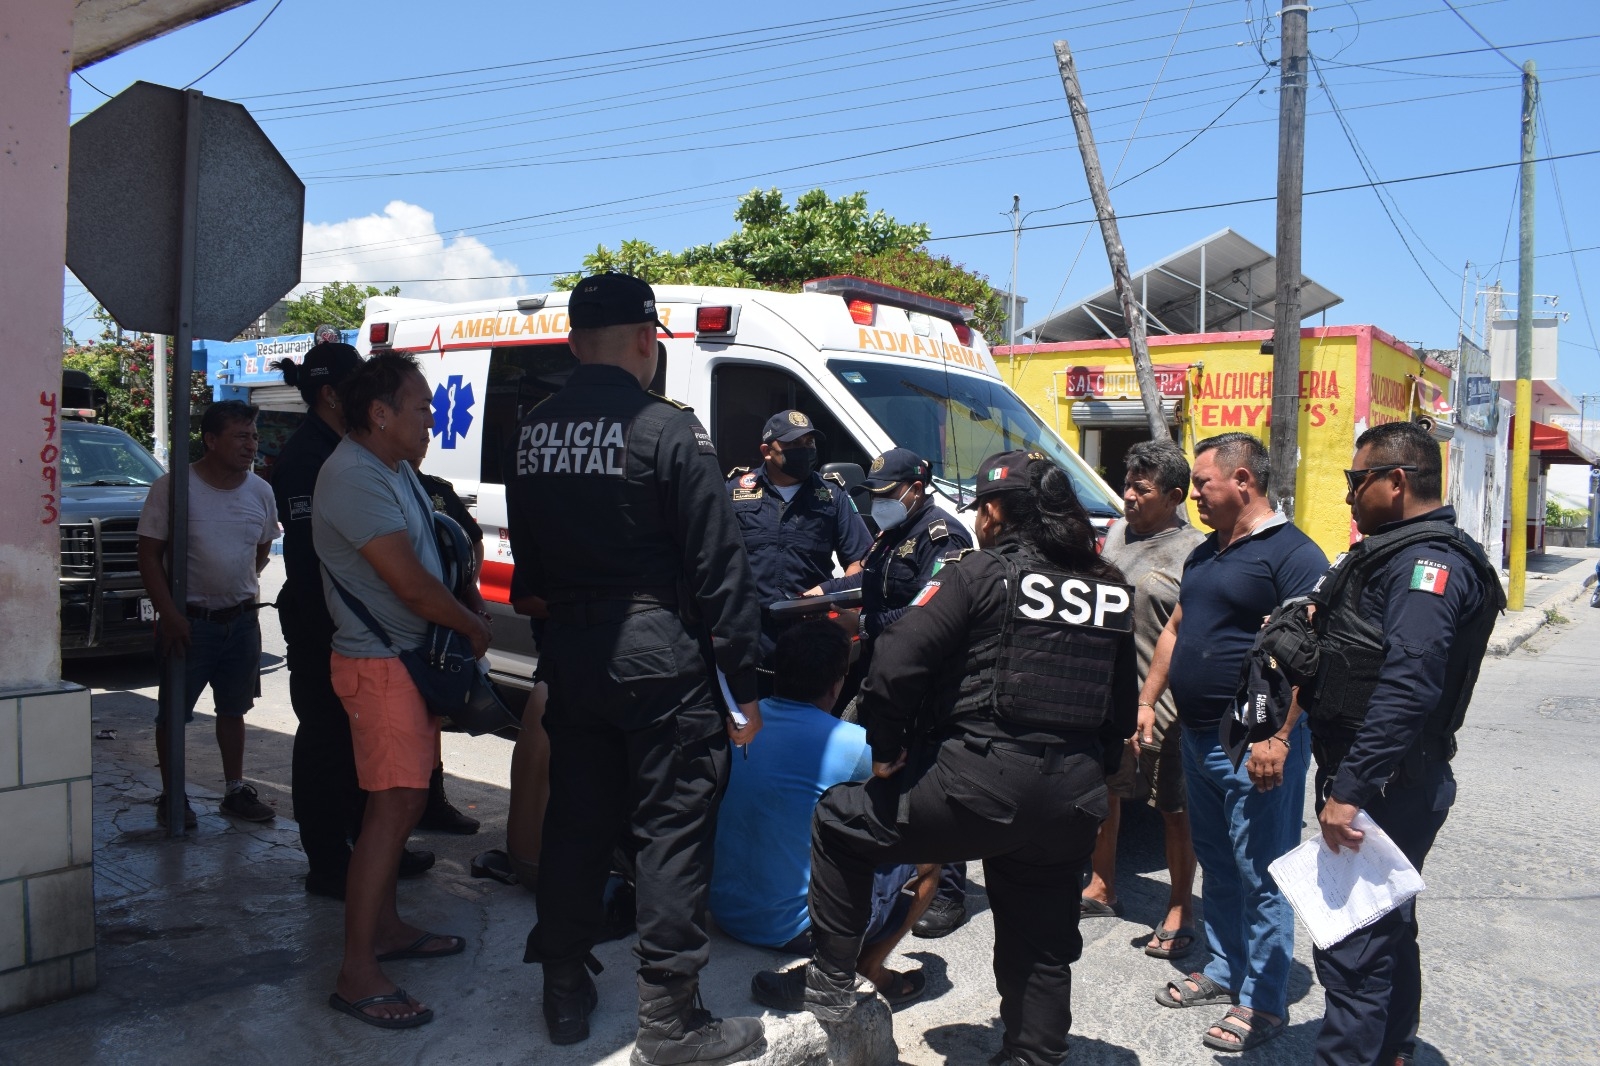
[762,409,825,445]
[301,341,361,386]
[567,272,673,335]
[958,449,1050,510]
[862,447,931,493]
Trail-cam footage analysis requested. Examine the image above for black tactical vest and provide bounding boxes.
[950,549,1134,734]
[1305,520,1503,755]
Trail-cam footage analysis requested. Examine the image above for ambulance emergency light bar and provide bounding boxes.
[803,275,975,345]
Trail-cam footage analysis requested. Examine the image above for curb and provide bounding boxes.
[1487,568,1596,656]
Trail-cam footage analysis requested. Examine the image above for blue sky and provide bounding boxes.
[66,0,1600,404]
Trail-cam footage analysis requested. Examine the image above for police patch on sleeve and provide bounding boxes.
[911,581,940,606]
[1409,559,1451,595]
[692,426,717,455]
[288,496,312,521]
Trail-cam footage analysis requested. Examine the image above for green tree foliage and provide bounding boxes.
[63,307,211,458]
[556,189,1006,337]
[281,281,401,334]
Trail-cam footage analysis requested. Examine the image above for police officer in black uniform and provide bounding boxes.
[1300,420,1502,1066]
[727,410,872,691]
[272,342,435,898]
[504,273,765,1065]
[808,446,975,937]
[756,451,1137,1066]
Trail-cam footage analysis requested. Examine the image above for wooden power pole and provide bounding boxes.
[1053,39,1170,442]
[1268,5,1310,519]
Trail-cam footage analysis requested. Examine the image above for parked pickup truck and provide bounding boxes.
[59,419,163,657]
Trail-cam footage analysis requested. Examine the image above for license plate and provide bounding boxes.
[139,598,155,623]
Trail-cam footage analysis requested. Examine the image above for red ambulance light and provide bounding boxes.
[697,306,734,334]
[952,321,972,345]
[847,299,875,326]
[369,322,390,346]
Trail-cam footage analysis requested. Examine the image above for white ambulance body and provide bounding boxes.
[358,278,1121,688]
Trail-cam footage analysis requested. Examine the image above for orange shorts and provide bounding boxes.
[330,653,440,792]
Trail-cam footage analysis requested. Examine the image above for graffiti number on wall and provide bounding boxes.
[40,391,60,525]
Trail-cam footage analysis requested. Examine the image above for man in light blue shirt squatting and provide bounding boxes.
[710,619,938,1008]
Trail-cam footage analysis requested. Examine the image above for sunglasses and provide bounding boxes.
[1343,464,1418,492]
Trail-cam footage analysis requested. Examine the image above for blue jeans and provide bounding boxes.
[1182,720,1310,1018]
[154,613,262,725]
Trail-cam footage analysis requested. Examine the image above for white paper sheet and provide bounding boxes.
[716,669,748,728]
[1268,810,1426,950]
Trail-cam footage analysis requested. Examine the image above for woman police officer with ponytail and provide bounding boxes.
[754,450,1138,1066]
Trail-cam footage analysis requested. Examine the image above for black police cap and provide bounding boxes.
[567,272,672,335]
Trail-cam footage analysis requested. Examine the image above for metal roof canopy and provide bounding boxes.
[1021,228,1342,343]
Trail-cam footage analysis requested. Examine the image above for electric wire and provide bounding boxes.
[73,71,112,99]
[1439,0,1525,73]
[1309,53,1460,317]
[183,0,286,89]
[1537,98,1599,354]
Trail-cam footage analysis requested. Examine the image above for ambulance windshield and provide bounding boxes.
[828,359,1121,516]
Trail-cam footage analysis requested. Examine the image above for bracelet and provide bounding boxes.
[1267,735,1290,750]
[1137,700,1155,709]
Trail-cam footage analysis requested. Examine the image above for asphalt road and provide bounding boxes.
[14,560,1598,1065]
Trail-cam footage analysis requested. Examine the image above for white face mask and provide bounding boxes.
[871,485,912,531]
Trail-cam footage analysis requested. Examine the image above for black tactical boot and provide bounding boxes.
[417,764,480,834]
[542,953,602,1046]
[632,973,764,1065]
[802,934,867,1025]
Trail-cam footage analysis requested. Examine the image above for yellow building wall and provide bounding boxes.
[1002,327,1452,561]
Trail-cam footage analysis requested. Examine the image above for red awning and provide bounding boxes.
[1508,417,1600,466]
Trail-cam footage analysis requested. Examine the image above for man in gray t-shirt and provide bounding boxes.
[312,436,443,657]
[1080,441,1204,962]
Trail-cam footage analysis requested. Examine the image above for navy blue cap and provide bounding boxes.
[959,449,1049,510]
[299,341,360,387]
[762,409,823,445]
[863,447,930,493]
[568,272,672,335]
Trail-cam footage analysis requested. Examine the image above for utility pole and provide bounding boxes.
[1508,59,1539,610]
[1008,194,1021,347]
[1053,39,1170,442]
[1268,4,1310,519]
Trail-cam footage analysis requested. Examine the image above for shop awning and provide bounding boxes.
[1510,417,1600,466]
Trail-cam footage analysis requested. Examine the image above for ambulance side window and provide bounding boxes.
[480,344,577,485]
[711,362,870,473]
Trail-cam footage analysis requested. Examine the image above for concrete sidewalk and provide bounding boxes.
[1486,545,1599,655]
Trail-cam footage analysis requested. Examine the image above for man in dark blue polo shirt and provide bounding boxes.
[727,410,873,692]
[1137,432,1328,1055]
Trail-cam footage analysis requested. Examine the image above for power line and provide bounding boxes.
[1308,53,1459,317]
[1537,98,1599,354]
[73,71,112,99]
[300,68,1600,269]
[1439,0,1524,73]
[920,148,1600,243]
[183,0,285,89]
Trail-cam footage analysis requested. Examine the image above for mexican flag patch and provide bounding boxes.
[1409,559,1451,595]
[912,581,941,607]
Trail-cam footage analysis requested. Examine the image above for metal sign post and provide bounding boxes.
[162,89,204,837]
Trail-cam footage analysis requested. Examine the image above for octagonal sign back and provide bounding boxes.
[67,82,304,340]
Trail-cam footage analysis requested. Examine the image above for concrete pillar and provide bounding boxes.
[0,0,99,1015]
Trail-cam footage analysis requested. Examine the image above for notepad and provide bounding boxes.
[716,669,748,728]
[1268,811,1426,950]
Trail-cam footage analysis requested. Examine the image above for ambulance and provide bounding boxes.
[357,276,1122,689]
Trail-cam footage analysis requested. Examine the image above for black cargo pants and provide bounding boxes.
[284,629,364,879]
[1312,756,1455,1066]
[525,605,729,986]
[809,735,1107,1066]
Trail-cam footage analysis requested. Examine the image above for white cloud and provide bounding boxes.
[299,200,521,303]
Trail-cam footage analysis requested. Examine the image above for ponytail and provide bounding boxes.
[274,358,314,407]
[994,461,1124,582]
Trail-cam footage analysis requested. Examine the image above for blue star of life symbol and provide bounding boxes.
[431,375,475,450]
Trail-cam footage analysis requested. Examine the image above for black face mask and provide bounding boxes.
[779,445,817,480]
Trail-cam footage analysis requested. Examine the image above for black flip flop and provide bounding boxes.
[470,849,519,886]
[328,988,434,1029]
[376,933,465,963]
[875,968,927,1008]
[1080,897,1124,918]
[1144,925,1198,959]
[1156,972,1234,1009]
